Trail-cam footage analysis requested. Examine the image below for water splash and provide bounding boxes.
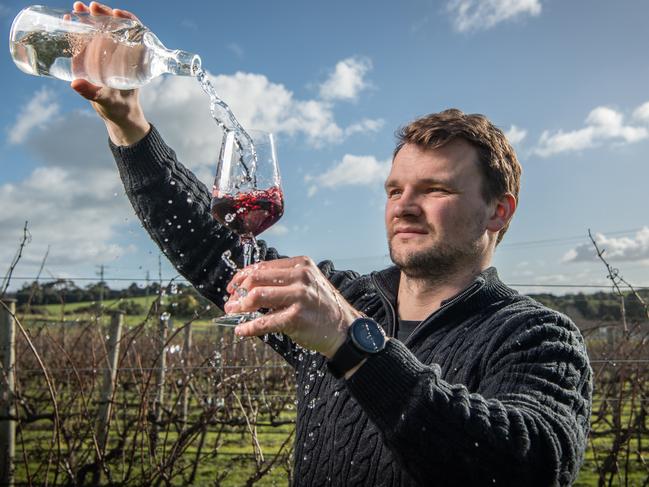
[196,68,257,184]
[221,250,238,271]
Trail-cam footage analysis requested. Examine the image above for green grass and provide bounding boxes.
[22,296,220,329]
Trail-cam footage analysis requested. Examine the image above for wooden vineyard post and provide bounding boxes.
[96,311,124,452]
[181,323,192,428]
[0,299,17,487]
[151,313,170,450]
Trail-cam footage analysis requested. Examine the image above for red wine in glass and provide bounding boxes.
[211,186,284,237]
[211,130,282,326]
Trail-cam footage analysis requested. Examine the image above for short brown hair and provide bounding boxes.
[394,108,521,245]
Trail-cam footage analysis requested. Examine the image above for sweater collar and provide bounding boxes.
[371,265,517,317]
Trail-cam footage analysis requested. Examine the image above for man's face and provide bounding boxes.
[385,139,495,279]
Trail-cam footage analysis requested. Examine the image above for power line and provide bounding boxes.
[2,275,648,290]
[499,227,645,249]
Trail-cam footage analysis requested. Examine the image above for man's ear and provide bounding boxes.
[486,193,516,233]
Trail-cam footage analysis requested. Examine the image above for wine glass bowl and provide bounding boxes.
[210,130,284,326]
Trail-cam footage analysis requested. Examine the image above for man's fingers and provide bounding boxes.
[113,8,140,21]
[73,2,90,13]
[225,285,298,314]
[227,256,315,292]
[89,2,113,14]
[227,268,298,294]
[70,79,103,101]
[235,308,293,337]
[73,2,138,22]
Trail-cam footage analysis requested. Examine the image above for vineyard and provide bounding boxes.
[1,274,649,486]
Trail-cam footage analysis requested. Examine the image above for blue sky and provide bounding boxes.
[2,0,649,294]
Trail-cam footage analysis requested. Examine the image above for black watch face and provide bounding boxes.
[350,318,386,353]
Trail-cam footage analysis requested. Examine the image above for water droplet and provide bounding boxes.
[167,200,173,204]
[333,391,340,397]
[170,181,176,185]
[474,442,479,448]
[186,197,192,204]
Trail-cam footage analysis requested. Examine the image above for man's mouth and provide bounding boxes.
[393,227,428,238]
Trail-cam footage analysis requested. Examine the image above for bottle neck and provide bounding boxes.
[163,49,202,77]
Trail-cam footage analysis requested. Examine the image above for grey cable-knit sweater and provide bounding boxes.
[110,125,592,486]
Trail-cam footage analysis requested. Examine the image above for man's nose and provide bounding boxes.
[393,190,422,218]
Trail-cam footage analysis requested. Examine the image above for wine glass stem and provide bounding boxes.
[241,235,255,267]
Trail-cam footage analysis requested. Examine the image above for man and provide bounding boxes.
[73,3,592,485]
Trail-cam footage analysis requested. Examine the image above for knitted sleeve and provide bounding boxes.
[346,306,592,487]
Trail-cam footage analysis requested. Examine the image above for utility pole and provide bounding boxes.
[95,264,110,307]
[145,270,151,308]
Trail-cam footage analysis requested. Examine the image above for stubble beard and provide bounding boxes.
[388,236,482,282]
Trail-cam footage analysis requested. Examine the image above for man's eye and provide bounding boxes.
[426,187,444,194]
[388,189,401,198]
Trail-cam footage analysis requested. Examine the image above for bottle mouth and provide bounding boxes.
[190,55,201,76]
[175,50,201,76]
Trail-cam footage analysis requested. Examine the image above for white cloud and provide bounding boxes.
[227,43,244,58]
[264,224,289,236]
[0,165,134,270]
[563,227,649,263]
[140,69,382,164]
[319,57,372,101]
[533,106,649,157]
[505,125,527,145]
[8,88,60,144]
[447,0,541,33]
[307,154,391,196]
[344,118,385,137]
[180,19,198,30]
[632,101,649,123]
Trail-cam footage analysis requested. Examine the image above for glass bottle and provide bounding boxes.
[9,5,201,89]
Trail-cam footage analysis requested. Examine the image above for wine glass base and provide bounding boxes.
[212,311,262,327]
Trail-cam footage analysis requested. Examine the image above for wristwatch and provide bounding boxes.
[327,317,387,379]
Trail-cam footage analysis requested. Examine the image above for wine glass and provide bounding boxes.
[210,130,284,326]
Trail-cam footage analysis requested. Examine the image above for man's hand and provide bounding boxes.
[69,2,149,146]
[225,256,362,358]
